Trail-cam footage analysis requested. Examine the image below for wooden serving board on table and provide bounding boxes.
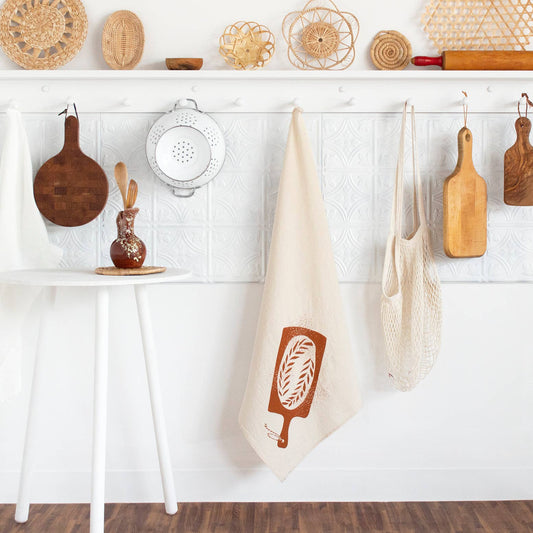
[504,117,533,205]
[443,127,487,258]
[34,115,108,227]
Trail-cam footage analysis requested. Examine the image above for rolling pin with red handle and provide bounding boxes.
[412,51,533,70]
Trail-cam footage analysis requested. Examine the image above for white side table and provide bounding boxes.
[0,268,190,533]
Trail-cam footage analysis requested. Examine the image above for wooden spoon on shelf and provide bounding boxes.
[126,179,138,208]
[114,162,129,209]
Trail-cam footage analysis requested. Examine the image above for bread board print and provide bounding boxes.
[34,114,108,227]
[267,327,326,449]
[443,127,487,258]
[505,116,533,205]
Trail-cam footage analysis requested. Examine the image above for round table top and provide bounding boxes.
[0,268,191,287]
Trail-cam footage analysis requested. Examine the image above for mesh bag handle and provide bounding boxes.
[390,103,427,239]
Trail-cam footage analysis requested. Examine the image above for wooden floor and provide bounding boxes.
[0,501,532,532]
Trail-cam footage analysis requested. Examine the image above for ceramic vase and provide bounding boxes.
[110,207,146,269]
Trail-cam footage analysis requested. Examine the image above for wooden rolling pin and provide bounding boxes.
[412,51,533,70]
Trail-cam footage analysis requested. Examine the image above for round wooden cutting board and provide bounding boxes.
[34,115,109,227]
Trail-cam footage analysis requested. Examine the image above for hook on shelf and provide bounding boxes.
[8,99,20,111]
[234,97,244,107]
[346,97,356,107]
[292,97,302,108]
[461,91,468,127]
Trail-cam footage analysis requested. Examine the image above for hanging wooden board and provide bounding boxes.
[34,115,109,227]
[102,10,144,70]
[443,127,487,258]
[504,117,533,205]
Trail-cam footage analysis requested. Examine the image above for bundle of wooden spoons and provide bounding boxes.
[114,162,138,208]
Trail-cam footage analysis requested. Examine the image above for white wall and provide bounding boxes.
[0,0,532,504]
[0,283,532,502]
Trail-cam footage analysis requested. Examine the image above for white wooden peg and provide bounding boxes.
[234,97,244,107]
[292,98,302,108]
[122,98,133,107]
[66,96,75,106]
[347,97,356,107]
[8,99,20,110]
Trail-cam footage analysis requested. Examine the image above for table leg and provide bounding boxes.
[90,287,110,533]
[134,284,178,515]
[15,287,56,524]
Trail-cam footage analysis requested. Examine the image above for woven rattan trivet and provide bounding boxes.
[0,0,87,69]
[282,0,359,70]
[370,30,412,70]
[95,266,166,276]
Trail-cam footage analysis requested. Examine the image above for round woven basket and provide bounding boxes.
[0,0,88,70]
[219,21,275,70]
[370,30,412,70]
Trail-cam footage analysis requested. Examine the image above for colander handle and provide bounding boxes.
[173,98,200,111]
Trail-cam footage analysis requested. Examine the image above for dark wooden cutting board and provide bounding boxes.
[34,115,108,227]
[504,117,533,206]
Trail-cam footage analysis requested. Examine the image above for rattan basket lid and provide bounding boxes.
[0,0,88,70]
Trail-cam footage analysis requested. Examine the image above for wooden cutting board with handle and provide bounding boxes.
[443,126,487,258]
[34,115,108,227]
[504,116,533,205]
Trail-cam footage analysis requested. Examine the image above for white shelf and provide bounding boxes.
[1,69,532,112]
[1,68,533,80]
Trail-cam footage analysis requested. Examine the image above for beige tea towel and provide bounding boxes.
[0,108,62,402]
[239,108,361,481]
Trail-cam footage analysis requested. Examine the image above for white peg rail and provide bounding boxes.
[2,70,533,113]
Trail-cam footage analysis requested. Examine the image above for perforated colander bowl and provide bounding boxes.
[146,99,226,197]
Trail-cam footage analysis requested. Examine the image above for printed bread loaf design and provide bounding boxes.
[277,336,316,410]
[268,327,326,449]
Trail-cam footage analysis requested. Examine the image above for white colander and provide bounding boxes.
[146,99,226,197]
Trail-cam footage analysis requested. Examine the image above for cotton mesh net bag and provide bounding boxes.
[381,103,442,391]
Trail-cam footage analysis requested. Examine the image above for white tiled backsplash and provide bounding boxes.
[7,111,533,282]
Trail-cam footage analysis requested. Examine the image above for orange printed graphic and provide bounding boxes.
[268,326,327,449]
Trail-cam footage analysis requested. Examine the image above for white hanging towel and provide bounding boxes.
[239,108,361,481]
[0,108,62,402]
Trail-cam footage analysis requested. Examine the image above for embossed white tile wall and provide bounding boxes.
[11,111,533,282]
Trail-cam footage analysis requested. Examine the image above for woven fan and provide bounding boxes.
[282,0,359,70]
[421,0,533,52]
[219,21,275,70]
[0,0,88,69]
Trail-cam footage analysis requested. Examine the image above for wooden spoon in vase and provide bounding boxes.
[114,162,129,209]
